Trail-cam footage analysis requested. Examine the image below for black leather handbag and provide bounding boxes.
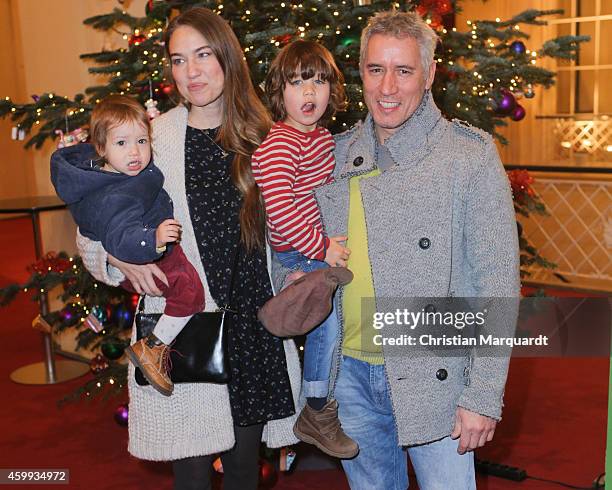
[134,245,240,385]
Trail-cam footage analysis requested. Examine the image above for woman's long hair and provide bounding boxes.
[164,7,271,252]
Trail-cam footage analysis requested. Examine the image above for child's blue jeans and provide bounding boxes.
[275,249,338,399]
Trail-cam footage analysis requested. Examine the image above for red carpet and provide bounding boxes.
[0,216,608,489]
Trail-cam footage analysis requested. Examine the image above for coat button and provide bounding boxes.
[419,237,431,249]
[140,241,146,246]
[353,156,364,167]
[436,369,448,381]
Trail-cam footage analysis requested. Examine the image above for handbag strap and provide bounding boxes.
[138,235,241,314]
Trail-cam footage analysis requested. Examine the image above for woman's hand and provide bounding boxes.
[108,254,168,296]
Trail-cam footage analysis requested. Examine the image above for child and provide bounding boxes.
[252,40,357,459]
[51,95,204,397]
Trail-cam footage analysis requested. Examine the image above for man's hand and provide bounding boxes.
[450,407,497,454]
[156,219,182,248]
[282,270,306,290]
[108,254,168,296]
[324,235,350,267]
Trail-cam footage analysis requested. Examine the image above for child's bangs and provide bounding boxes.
[108,108,150,134]
[283,48,335,82]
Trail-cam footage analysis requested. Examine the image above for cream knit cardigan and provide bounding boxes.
[76,105,301,461]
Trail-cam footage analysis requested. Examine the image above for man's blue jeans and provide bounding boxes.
[275,249,338,398]
[335,356,476,490]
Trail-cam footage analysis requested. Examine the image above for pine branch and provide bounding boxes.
[83,8,143,31]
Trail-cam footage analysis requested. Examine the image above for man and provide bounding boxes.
[274,10,520,490]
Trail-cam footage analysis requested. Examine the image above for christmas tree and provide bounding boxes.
[0,0,587,146]
[0,0,585,402]
[0,252,135,401]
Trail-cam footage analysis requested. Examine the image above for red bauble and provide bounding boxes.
[160,83,173,95]
[129,34,146,46]
[435,0,453,15]
[274,34,293,46]
[259,459,278,488]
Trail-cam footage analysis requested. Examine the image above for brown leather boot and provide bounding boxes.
[125,334,173,396]
[293,399,359,459]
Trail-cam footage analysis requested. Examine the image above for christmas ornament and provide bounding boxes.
[259,459,278,488]
[145,98,160,119]
[509,40,526,55]
[85,305,107,332]
[273,34,293,46]
[416,0,453,29]
[28,252,71,275]
[31,94,40,102]
[55,128,88,149]
[90,354,110,374]
[511,104,526,121]
[145,80,160,119]
[112,303,134,329]
[114,403,129,426]
[101,340,125,360]
[11,126,25,141]
[494,89,516,116]
[524,84,535,99]
[129,33,146,47]
[507,169,535,204]
[416,5,442,29]
[340,34,359,47]
[434,0,453,15]
[159,82,173,96]
[31,314,52,334]
[60,304,80,327]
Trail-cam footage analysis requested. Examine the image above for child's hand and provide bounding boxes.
[324,236,351,267]
[156,219,182,248]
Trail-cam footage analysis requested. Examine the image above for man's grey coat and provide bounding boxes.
[273,91,520,446]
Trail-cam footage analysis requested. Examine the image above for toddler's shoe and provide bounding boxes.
[126,334,173,396]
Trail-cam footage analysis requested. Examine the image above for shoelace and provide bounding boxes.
[163,343,184,374]
[137,343,172,377]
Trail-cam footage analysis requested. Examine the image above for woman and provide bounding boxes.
[76,7,300,490]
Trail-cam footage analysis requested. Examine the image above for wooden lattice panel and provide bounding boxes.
[553,117,612,162]
[519,174,612,292]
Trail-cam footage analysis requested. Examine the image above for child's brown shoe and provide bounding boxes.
[293,399,359,459]
[126,334,173,396]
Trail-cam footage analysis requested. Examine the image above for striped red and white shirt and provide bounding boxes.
[252,122,335,261]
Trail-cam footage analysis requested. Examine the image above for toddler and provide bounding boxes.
[51,95,204,397]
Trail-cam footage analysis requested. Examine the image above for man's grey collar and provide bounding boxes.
[338,90,444,176]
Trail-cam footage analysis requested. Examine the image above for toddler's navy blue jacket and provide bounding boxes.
[50,143,173,264]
